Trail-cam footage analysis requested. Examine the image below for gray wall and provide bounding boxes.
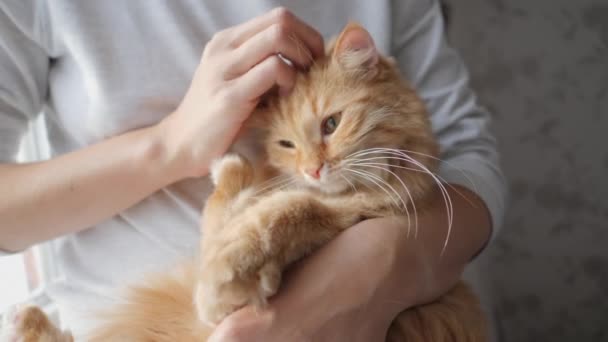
[444,0,608,341]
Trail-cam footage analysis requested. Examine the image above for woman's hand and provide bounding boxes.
[207,217,415,342]
[157,7,324,179]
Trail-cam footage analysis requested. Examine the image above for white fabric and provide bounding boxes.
[0,0,506,338]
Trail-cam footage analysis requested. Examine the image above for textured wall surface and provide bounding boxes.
[444,0,608,341]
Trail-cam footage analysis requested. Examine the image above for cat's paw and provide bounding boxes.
[195,236,281,326]
[1,305,73,342]
[209,154,253,188]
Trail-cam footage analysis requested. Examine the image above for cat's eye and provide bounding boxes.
[278,140,295,148]
[322,113,342,135]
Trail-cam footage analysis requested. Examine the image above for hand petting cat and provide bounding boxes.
[155,7,324,179]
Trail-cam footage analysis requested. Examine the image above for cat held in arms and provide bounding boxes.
[4,23,487,341]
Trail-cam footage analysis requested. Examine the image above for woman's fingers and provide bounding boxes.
[277,10,325,59]
[230,23,313,75]
[201,8,325,112]
[235,55,297,101]
[211,8,324,83]
[230,8,324,56]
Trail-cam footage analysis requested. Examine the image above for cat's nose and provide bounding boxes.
[304,164,323,180]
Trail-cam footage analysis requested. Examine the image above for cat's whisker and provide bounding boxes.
[251,176,294,196]
[350,169,408,212]
[350,147,504,211]
[344,171,406,235]
[252,180,298,200]
[347,160,423,173]
[254,174,291,189]
[345,162,419,239]
[344,168,412,238]
[251,175,290,192]
[347,155,477,209]
[395,156,454,255]
[340,174,358,193]
[344,168,401,209]
[275,181,298,193]
[348,154,455,226]
[251,181,290,197]
[345,147,396,159]
[348,151,454,254]
[363,147,483,195]
[352,168,415,240]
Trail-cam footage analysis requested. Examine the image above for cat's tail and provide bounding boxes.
[86,263,212,342]
[387,281,487,342]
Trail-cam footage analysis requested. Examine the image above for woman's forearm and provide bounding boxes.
[413,184,491,302]
[371,184,492,319]
[0,123,181,252]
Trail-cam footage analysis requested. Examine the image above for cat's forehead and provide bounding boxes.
[286,62,361,116]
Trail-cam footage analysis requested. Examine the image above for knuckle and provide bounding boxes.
[272,7,293,24]
[220,57,239,77]
[211,29,229,44]
[270,23,288,46]
[201,45,212,60]
[216,87,235,105]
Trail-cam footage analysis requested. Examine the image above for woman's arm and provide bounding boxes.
[369,184,491,322]
[0,7,324,252]
[1,126,173,252]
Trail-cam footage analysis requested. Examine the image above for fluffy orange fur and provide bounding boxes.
[9,23,487,341]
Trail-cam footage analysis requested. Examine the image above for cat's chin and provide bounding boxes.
[301,178,350,195]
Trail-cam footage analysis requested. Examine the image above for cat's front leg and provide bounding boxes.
[195,191,362,326]
[195,213,282,326]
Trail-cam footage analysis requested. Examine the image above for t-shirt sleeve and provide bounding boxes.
[390,0,507,241]
[0,1,49,163]
[0,1,50,255]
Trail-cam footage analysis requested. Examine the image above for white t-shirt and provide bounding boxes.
[0,0,506,337]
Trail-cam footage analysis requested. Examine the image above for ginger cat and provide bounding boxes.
[3,23,487,341]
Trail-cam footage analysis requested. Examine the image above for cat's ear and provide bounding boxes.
[332,23,379,77]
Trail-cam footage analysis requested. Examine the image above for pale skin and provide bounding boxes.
[0,7,491,341]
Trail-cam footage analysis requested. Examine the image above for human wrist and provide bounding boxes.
[363,217,422,319]
[152,110,220,180]
[377,184,490,309]
[138,120,194,184]
[322,218,418,326]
